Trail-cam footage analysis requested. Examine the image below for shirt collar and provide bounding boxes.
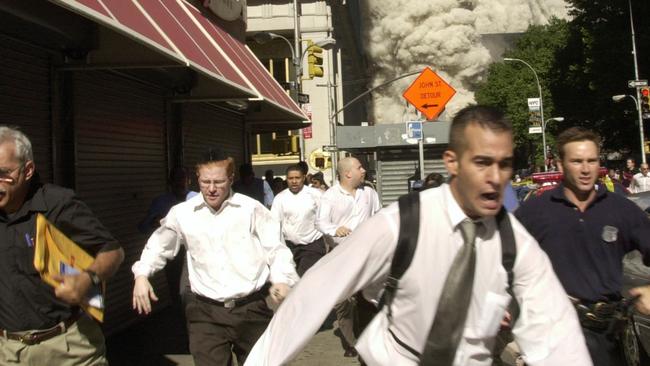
[442,184,493,234]
[443,184,471,229]
[192,190,242,214]
[550,182,607,204]
[333,183,359,196]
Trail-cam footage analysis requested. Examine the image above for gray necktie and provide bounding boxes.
[420,219,477,365]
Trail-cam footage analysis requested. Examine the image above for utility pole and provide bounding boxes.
[628,0,646,164]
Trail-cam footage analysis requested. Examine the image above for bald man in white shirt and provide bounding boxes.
[132,147,298,366]
[244,105,590,366]
[315,156,381,357]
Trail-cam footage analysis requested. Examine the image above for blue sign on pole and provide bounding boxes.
[406,121,422,140]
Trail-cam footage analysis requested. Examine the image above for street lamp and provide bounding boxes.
[254,32,336,161]
[612,94,646,162]
[253,32,336,84]
[543,117,564,171]
[624,0,646,164]
[504,57,548,170]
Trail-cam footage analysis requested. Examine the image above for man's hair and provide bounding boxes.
[556,127,601,160]
[286,164,304,176]
[196,146,234,177]
[448,105,512,155]
[0,126,33,165]
[297,161,309,175]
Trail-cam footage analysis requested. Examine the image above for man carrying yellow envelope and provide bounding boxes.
[0,126,124,365]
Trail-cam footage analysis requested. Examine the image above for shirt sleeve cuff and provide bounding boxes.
[131,261,153,278]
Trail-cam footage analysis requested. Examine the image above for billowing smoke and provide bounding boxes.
[360,0,569,123]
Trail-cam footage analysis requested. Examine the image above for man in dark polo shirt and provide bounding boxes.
[515,127,650,366]
[0,126,124,365]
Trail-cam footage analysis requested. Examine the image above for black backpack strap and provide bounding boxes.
[496,208,520,324]
[379,192,420,319]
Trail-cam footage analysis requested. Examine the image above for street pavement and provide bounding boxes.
[106,303,521,366]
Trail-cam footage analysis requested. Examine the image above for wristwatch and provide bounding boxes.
[84,270,102,286]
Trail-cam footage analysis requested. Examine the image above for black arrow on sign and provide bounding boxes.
[421,103,439,109]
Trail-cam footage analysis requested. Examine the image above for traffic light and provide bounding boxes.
[307,41,324,79]
[641,87,650,119]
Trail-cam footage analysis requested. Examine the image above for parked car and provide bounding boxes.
[623,190,650,365]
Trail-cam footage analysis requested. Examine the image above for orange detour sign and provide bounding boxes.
[402,67,456,120]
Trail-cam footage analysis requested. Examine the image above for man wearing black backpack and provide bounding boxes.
[244,105,590,366]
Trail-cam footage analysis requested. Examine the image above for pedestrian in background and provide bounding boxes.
[630,163,650,193]
[310,172,329,191]
[271,164,325,276]
[0,126,124,365]
[423,172,445,188]
[132,147,298,366]
[233,163,274,208]
[316,156,381,358]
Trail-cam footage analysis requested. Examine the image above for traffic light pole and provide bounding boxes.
[292,0,306,162]
[328,70,422,183]
[628,0,646,163]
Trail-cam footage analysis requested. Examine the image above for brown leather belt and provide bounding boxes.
[0,312,82,345]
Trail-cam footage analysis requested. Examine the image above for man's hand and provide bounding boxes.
[268,283,290,307]
[629,285,650,315]
[500,310,512,330]
[52,273,92,305]
[335,226,352,237]
[132,276,159,315]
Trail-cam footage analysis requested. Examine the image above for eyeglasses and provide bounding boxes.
[0,166,22,183]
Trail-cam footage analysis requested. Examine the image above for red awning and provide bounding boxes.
[49,0,308,122]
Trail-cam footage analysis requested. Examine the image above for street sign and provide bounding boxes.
[298,93,310,104]
[628,80,648,88]
[529,126,542,134]
[322,145,338,152]
[403,67,456,120]
[406,121,422,139]
[303,126,312,139]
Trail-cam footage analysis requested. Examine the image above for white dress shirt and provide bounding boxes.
[245,184,590,366]
[316,183,381,246]
[132,192,298,301]
[271,186,323,245]
[631,172,650,193]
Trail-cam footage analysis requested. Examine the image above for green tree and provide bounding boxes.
[476,19,570,170]
[553,0,650,161]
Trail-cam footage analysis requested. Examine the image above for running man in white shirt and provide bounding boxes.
[316,156,381,357]
[131,147,298,366]
[244,105,590,366]
[630,163,650,193]
[271,164,325,276]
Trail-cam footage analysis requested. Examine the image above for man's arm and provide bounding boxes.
[315,193,342,236]
[245,207,399,366]
[53,247,124,305]
[132,208,184,314]
[48,193,125,305]
[509,220,591,365]
[253,204,298,305]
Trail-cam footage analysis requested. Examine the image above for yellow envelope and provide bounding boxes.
[33,213,105,322]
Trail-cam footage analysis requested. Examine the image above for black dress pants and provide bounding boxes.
[583,326,625,366]
[185,294,272,366]
[286,237,326,276]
